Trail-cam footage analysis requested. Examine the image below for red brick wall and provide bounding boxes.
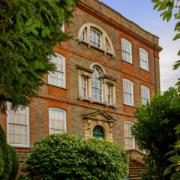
[1,0,161,153]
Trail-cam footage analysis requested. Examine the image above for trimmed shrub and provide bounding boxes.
[23,134,128,180]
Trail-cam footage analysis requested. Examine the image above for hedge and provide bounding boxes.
[23,134,128,180]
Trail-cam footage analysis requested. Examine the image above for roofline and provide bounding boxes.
[78,0,162,51]
[98,0,159,39]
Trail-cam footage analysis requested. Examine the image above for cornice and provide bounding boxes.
[78,1,162,52]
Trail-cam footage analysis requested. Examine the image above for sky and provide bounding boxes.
[101,0,179,92]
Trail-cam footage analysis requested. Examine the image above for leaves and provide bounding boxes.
[152,0,180,87]
[132,88,180,179]
[22,134,128,180]
[0,0,79,112]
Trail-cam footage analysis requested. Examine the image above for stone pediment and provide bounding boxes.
[82,110,116,122]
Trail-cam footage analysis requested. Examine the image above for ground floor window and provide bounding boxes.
[7,106,29,147]
[49,108,66,134]
[124,121,135,150]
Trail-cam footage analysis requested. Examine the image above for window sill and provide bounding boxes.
[79,98,116,108]
[10,145,30,149]
[140,67,150,72]
[121,59,133,65]
[123,103,135,108]
[47,83,68,90]
[77,39,115,57]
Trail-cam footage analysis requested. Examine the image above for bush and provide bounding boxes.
[8,145,19,180]
[0,126,18,180]
[132,88,180,179]
[23,134,128,180]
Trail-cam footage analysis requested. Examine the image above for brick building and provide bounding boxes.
[1,0,161,156]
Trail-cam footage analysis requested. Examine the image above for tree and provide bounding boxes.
[0,126,18,180]
[164,124,180,180]
[0,0,78,113]
[152,0,180,86]
[21,134,128,180]
[132,88,180,179]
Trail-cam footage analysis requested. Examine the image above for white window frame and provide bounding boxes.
[92,66,103,102]
[48,53,66,88]
[121,38,132,63]
[123,79,134,106]
[124,121,135,150]
[49,108,67,135]
[107,84,113,105]
[90,28,102,48]
[140,48,149,71]
[7,106,30,148]
[80,75,89,99]
[78,23,115,55]
[141,85,150,105]
[61,24,65,32]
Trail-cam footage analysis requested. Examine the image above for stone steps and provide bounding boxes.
[129,160,147,180]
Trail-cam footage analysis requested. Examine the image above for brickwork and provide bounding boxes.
[1,0,161,152]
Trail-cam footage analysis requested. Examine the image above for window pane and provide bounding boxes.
[140,48,149,71]
[92,66,103,102]
[7,106,29,147]
[107,84,113,105]
[90,28,102,48]
[48,54,66,87]
[124,122,135,150]
[121,39,132,63]
[49,108,66,134]
[81,76,88,98]
[141,86,150,104]
[123,79,133,106]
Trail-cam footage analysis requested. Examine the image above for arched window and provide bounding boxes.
[93,126,105,139]
[92,66,103,102]
[78,23,115,55]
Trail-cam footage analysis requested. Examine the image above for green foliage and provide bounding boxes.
[0,126,18,180]
[7,145,19,180]
[22,134,128,180]
[152,0,180,85]
[0,0,78,112]
[164,124,180,180]
[132,88,180,179]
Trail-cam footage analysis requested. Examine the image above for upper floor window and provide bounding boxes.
[49,108,66,134]
[107,84,113,105]
[140,48,149,71]
[121,38,132,63]
[48,53,66,88]
[78,64,116,106]
[92,66,103,102]
[78,23,115,55]
[124,121,135,150]
[80,75,88,99]
[7,105,29,147]
[90,28,102,48]
[123,79,134,106]
[141,85,150,105]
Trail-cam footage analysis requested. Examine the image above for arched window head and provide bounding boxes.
[78,23,115,55]
[93,126,105,139]
[92,66,103,102]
